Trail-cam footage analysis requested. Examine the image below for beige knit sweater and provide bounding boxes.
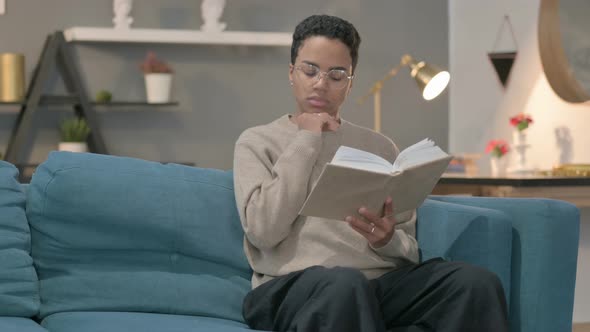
[233,114,419,288]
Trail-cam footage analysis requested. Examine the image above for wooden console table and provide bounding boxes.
[433,173,590,208]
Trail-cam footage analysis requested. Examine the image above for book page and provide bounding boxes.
[331,146,394,174]
[392,138,449,172]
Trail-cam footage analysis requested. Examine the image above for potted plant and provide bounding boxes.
[95,89,113,103]
[509,113,534,173]
[485,139,510,176]
[58,117,91,153]
[139,51,173,103]
[509,113,533,145]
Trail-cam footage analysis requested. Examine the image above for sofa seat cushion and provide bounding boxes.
[27,152,252,321]
[0,161,39,316]
[42,312,266,332]
[0,317,48,332]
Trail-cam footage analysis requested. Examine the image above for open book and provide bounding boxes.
[299,138,452,221]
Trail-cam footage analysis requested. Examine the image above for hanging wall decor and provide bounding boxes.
[488,15,518,88]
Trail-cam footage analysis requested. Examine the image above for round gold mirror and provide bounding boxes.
[539,0,590,103]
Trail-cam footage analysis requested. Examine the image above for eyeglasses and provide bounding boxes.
[294,63,353,90]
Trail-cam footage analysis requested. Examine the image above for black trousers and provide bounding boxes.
[243,258,509,332]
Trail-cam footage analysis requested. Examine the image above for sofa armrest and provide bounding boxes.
[417,199,513,302]
[428,196,580,332]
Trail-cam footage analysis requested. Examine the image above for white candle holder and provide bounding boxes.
[509,130,535,174]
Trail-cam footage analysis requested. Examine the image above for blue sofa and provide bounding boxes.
[0,151,579,332]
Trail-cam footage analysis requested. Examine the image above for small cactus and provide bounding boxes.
[96,90,113,102]
[60,117,91,142]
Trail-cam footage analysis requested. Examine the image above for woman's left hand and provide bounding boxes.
[346,197,397,248]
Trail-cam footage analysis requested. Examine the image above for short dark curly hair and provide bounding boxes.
[291,15,361,74]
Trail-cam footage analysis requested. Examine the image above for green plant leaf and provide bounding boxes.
[59,117,91,142]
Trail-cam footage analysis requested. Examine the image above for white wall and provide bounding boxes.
[450,0,590,323]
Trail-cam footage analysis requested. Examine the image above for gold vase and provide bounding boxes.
[0,53,25,102]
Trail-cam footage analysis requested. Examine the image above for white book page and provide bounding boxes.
[331,146,394,174]
[392,138,448,171]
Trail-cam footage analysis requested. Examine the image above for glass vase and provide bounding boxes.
[490,157,507,176]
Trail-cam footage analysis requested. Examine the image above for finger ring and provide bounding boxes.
[370,223,376,234]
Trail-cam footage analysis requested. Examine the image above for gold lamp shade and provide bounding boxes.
[0,53,25,102]
[358,54,450,132]
[408,58,451,101]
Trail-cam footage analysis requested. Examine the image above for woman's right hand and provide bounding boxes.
[293,112,340,133]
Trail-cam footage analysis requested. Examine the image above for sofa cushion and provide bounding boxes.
[42,312,266,332]
[0,161,39,316]
[417,199,512,302]
[27,152,252,321]
[428,195,580,332]
[0,317,48,332]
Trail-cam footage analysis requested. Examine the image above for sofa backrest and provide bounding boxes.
[0,161,40,317]
[27,152,252,322]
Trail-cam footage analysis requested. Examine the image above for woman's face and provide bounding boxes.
[289,36,353,118]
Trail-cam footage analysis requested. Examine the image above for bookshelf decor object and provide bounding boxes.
[113,0,133,30]
[200,0,227,33]
[0,53,25,102]
[64,0,291,46]
[4,31,108,165]
[2,31,178,166]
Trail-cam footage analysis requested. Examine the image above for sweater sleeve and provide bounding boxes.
[370,210,419,263]
[233,129,322,250]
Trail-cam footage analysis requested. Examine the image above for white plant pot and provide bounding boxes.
[145,73,172,103]
[58,142,88,153]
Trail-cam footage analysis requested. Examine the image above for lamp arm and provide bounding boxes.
[356,55,414,105]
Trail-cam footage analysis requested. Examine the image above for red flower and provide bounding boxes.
[139,51,173,74]
[509,113,533,131]
[485,139,510,158]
